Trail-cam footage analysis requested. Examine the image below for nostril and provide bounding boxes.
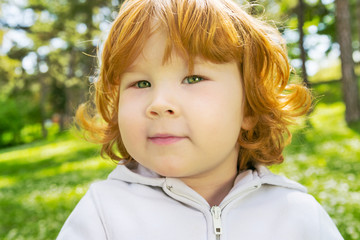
[147,108,176,118]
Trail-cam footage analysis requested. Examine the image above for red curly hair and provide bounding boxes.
[76,0,311,170]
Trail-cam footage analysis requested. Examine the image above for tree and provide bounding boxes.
[297,0,310,88]
[335,0,360,123]
[0,0,123,144]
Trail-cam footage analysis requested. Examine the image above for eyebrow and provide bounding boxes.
[122,64,147,74]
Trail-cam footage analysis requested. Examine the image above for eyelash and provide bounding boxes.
[130,75,206,89]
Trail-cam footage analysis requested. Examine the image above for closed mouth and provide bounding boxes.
[148,134,186,145]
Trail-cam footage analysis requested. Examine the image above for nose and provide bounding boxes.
[145,92,179,119]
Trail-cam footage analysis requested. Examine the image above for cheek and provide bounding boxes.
[118,93,145,127]
[118,98,145,150]
[195,87,243,123]
[199,88,243,139]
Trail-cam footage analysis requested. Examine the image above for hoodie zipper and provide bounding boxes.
[209,184,261,239]
[165,182,260,240]
[211,206,222,239]
[165,184,222,239]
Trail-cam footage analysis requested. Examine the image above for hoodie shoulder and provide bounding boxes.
[245,167,343,239]
[255,165,307,193]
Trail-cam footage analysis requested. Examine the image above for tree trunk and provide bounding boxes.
[357,0,360,48]
[335,0,360,123]
[298,0,310,88]
[39,76,48,138]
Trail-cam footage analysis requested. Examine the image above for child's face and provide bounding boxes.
[118,30,246,181]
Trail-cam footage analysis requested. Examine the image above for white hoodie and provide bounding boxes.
[57,164,343,240]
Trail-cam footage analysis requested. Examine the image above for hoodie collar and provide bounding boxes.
[108,162,164,187]
[108,163,307,194]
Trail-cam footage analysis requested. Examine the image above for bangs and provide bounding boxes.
[159,0,244,64]
[105,0,246,83]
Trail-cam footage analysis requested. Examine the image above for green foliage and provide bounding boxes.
[0,0,118,142]
[309,60,342,83]
[0,98,41,146]
[310,60,360,83]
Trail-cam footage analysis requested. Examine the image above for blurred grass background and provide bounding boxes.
[0,134,114,239]
[0,80,359,240]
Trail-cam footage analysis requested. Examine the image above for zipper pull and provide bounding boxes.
[211,206,222,236]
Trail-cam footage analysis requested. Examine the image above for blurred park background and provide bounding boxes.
[0,0,360,239]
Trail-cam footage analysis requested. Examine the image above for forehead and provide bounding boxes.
[109,0,245,80]
[125,32,227,77]
[126,28,167,69]
[125,27,194,73]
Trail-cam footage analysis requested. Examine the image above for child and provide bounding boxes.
[58,0,343,239]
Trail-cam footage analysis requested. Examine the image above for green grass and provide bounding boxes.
[0,103,360,239]
[0,133,115,239]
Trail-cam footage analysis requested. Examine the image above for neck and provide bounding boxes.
[181,168,238,206]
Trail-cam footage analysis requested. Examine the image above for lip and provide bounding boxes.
[148,134,186,145]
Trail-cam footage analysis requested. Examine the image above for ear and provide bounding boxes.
[241,115,257,130]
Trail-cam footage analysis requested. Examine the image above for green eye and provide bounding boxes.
[136,80,151,88]
[184,75,204,84]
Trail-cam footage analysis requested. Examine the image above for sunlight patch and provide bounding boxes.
[0,176,17,188]
[0,139,94,162]
[34,157,112,178]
